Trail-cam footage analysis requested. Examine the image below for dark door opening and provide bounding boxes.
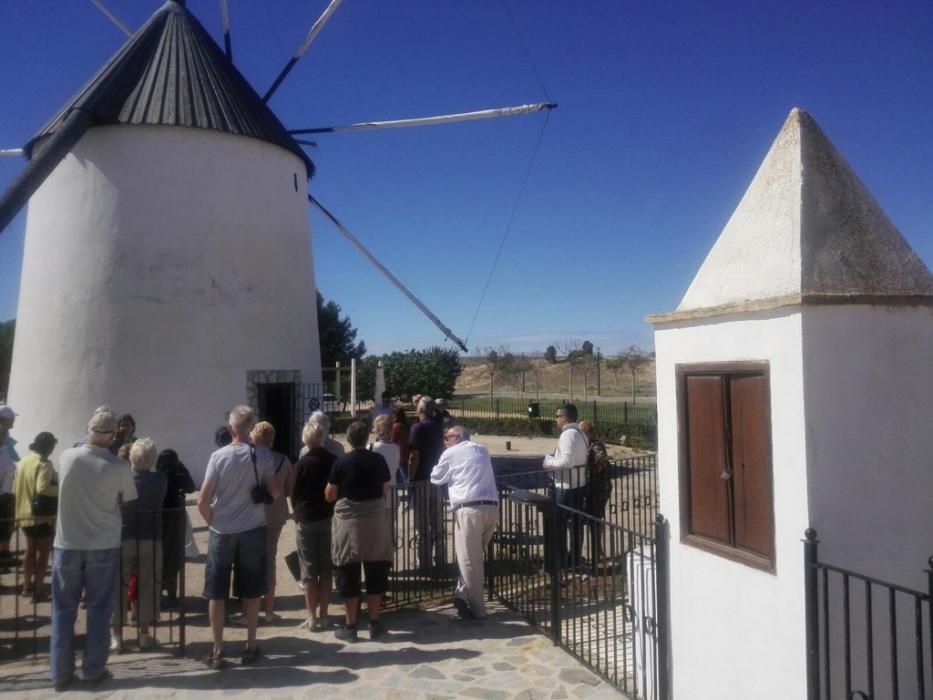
[257,382,296,459]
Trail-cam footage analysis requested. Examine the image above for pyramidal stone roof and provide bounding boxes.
[654,108,932,322]
[27,0,314,177]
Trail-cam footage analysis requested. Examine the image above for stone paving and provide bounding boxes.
[0,601,622,699]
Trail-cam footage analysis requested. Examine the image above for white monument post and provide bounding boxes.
[375,361,386,403]
[648,108,933,700]
[350,357,357,417]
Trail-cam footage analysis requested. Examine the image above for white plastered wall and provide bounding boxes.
[654,309,809,700]
[8,125,320,482]
[802,304,933,586]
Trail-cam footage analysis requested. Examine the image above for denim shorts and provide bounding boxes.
[203,526,267,600]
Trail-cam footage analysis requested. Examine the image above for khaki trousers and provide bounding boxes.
[453,505,498,618]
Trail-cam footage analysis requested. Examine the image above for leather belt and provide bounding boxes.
[454,500,498,510]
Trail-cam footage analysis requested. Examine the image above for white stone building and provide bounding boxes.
[649,108,933,700]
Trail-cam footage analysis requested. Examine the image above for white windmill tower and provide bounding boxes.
[0,0,554,478]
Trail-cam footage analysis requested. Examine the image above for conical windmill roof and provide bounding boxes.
[26,0,313,177]
[652,108,932,322]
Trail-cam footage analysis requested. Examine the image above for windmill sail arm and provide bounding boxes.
[219,0,232,60]
[309,194,469,353]
[0,110,92,237]
[90,0,133,37]
[263,0,344,102]
[289,102,557,135]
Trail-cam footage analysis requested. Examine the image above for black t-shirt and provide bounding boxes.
[328,449,390,502]
[293,447,337,521]
[408,418,443,481]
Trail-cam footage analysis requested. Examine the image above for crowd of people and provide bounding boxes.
[0,394,613,688]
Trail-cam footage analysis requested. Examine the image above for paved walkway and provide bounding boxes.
[1,601,621,699]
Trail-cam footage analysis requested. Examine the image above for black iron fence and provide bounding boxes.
[457,395,654,422]
[0,510,188,663]
[494,456,659,537]
[805,529,933,700]
[490,488,669,699]
[3,456,665,699]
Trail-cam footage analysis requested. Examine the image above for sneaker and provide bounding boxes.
[241,645,262,665]
[453,597,475,620]
[53,676,74,692]
[368,620,387,640]
[138,633,156,650]
[88,669,112,686]
[263,611,281,623]
[334,624,358,642]
[109,635,123,654]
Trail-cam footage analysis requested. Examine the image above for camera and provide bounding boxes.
[251,484,274,505]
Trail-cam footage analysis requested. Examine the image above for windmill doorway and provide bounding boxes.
[257,382,295,458]
[246,370,302,459]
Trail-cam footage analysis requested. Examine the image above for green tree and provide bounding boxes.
[317,291,366,368]
[581,340,594,356]
[544,345,557,363]
[380,347,462,402]
[0,319,14,400]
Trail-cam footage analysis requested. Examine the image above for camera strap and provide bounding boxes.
[249,444,261,488]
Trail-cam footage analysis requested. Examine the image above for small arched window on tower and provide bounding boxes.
[677,362,775,572]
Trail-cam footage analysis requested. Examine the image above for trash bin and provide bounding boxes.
[527,401,540,418]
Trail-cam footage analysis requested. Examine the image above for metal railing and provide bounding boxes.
[0,509,188,663]
[490,488,669,699]
[494,455,659,536]
[804,529,933,700]
[450,396,657,428]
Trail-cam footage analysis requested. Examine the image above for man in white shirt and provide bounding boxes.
[197,405,280,669]
[431,426,498,619]
[51,410,137,690]
[542,404,588,570]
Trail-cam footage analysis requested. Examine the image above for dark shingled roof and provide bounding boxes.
[27,0,314,178]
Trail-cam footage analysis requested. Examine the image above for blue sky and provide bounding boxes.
[1,1,931,356]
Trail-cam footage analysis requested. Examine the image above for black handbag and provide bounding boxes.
[31,462,57,518]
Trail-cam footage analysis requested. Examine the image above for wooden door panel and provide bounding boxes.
[685,375,730,543]
[730,374,772,558]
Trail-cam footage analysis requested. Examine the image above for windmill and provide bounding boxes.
[0,0,554,475]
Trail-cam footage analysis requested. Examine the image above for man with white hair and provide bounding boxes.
[298,411,345,459]
[197,405,281,669]
[51,410,137,690]
[431,425,499,620]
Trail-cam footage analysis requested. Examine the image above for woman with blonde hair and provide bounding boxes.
[249,421,294,622]
[111,438,167,652]
[291,420,338,631]
[371,415,400,513]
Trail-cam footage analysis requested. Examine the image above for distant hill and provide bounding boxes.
[456,355,656,401]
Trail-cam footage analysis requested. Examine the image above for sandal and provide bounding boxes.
[202,650,225,670]
[241,645,262,665]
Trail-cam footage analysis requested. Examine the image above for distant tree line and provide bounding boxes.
[477,340,654,403]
